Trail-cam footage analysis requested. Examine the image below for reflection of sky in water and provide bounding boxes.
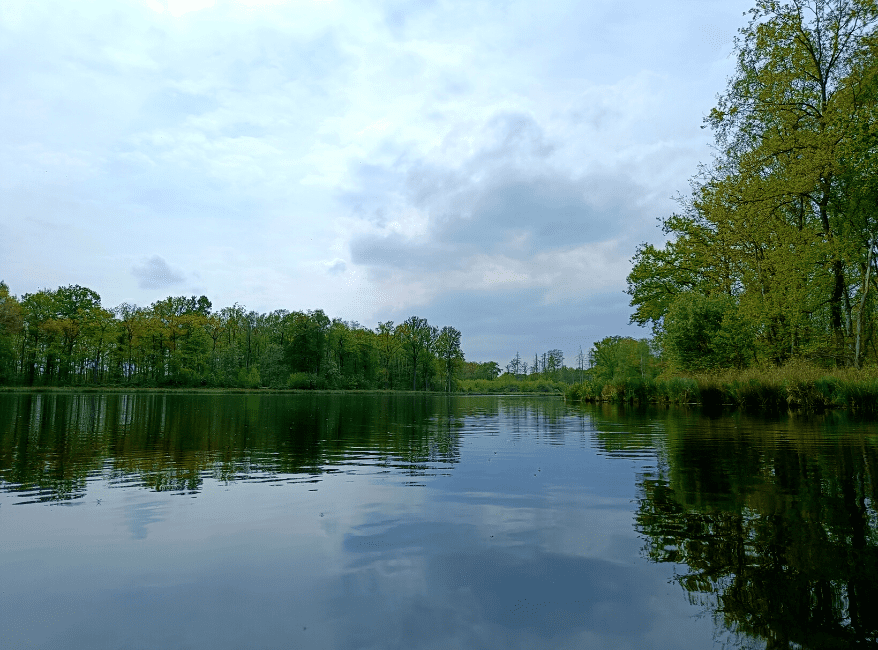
[0,398,717,650]
[125,499,167,540]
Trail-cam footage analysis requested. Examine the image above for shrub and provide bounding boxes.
[287,372,314,390]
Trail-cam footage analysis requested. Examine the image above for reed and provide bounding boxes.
[457,377,565,394]
[563,361,878,412]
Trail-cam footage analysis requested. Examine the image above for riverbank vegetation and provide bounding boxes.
[627,1,878,370]
[0,282,470,392]
[601,0,878,408]
[566,358,878,413]
[6,1,878,409]
[0,281,577,394]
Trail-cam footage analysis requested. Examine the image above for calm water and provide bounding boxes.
[1,393,876,650]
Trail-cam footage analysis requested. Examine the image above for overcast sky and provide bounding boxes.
[0,0,751,363]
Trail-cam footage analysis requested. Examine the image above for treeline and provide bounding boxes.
[627,0,878,371]
[458,349,580,385]
[0,282,464,390]
[454,351,579,394]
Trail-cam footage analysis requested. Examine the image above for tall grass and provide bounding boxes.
[564,360,878,413]
[457,377,565,394]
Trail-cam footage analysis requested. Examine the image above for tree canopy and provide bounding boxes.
[0,282,469,391]
[628,0,878,368]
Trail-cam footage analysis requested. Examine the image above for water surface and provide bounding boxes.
[1,393,876,649]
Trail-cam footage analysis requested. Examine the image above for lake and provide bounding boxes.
[1,392,876,649]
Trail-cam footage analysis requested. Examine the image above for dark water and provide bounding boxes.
[1,393,876,649]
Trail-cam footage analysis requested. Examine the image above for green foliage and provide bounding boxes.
[435,326,464,392]
[627,0,878,368]
[662,293,755,372]
[458,376,565,394]
[460,361,501,381]
[287,372,315,390]
[0,283,466,392]
[565,360,878,412]
[0,281,22,385]
[399,316,438,391]
[236,366,261,389]
[590,336,660,384]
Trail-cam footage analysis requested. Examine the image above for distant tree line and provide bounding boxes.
[0,281,464,391]
[501,349,574,381]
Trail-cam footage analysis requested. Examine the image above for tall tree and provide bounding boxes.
[400,316,437,391]
[435,326,464,392]
[375,321,401,389]
[710,0,878,362]
[0,282,22,384]
[629,0,878,366]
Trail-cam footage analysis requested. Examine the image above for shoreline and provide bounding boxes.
[0,386,562,397]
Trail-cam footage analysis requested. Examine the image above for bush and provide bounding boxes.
[663,292,754,372]
[287,372,314,390]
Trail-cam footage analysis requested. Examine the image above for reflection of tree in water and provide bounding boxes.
[635,413,878,649]
[496,396,570,443]
[0,393,526,502]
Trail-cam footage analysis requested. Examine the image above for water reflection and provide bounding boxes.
[632,409,878,649]
[2,393,877,649]
[0,392,475,502]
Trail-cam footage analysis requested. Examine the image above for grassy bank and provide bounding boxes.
[0,383,565,396]
[564,362,878,413]
[456,377,565,395]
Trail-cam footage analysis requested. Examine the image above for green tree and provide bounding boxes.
[435,326,464,392]
[375,321,401,389]
[0,282,22,384]
[400,316,437,391]
[709,0,878,362]
[590,336,659,384]
[662,292,756,371]
[628,0,878,367]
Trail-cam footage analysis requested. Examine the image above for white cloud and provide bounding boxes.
[1,0,753,360]
[132,256,186,289]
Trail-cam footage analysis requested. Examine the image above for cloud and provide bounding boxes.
[326,259,347,274]
[345,110,651,314]
[0,0,754,362]
[132,255,186,289]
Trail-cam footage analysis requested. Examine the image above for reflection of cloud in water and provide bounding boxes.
[335,519,654,648]
[431,550,645,635]
[125,500,166,540]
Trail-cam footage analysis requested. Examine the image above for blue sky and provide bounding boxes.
[0,0,751,363]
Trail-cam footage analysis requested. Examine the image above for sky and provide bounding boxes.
[0,0,752,364]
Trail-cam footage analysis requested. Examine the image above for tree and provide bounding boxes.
[662,292,756,371]
[506,351,522,377]
[628,0,878,367]
[710,0,878,362]
[546,349,564,377]
[460,361,500,380]
[284,310,329,379]
[0,281,22,384]
[576,346,585,384]
[435,326,464,392]
[590,337,659,384]
[375,321,401,389]
[399,316,437,391]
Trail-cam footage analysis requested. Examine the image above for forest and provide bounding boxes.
[0,281,577,392]
[0,281,467,390]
